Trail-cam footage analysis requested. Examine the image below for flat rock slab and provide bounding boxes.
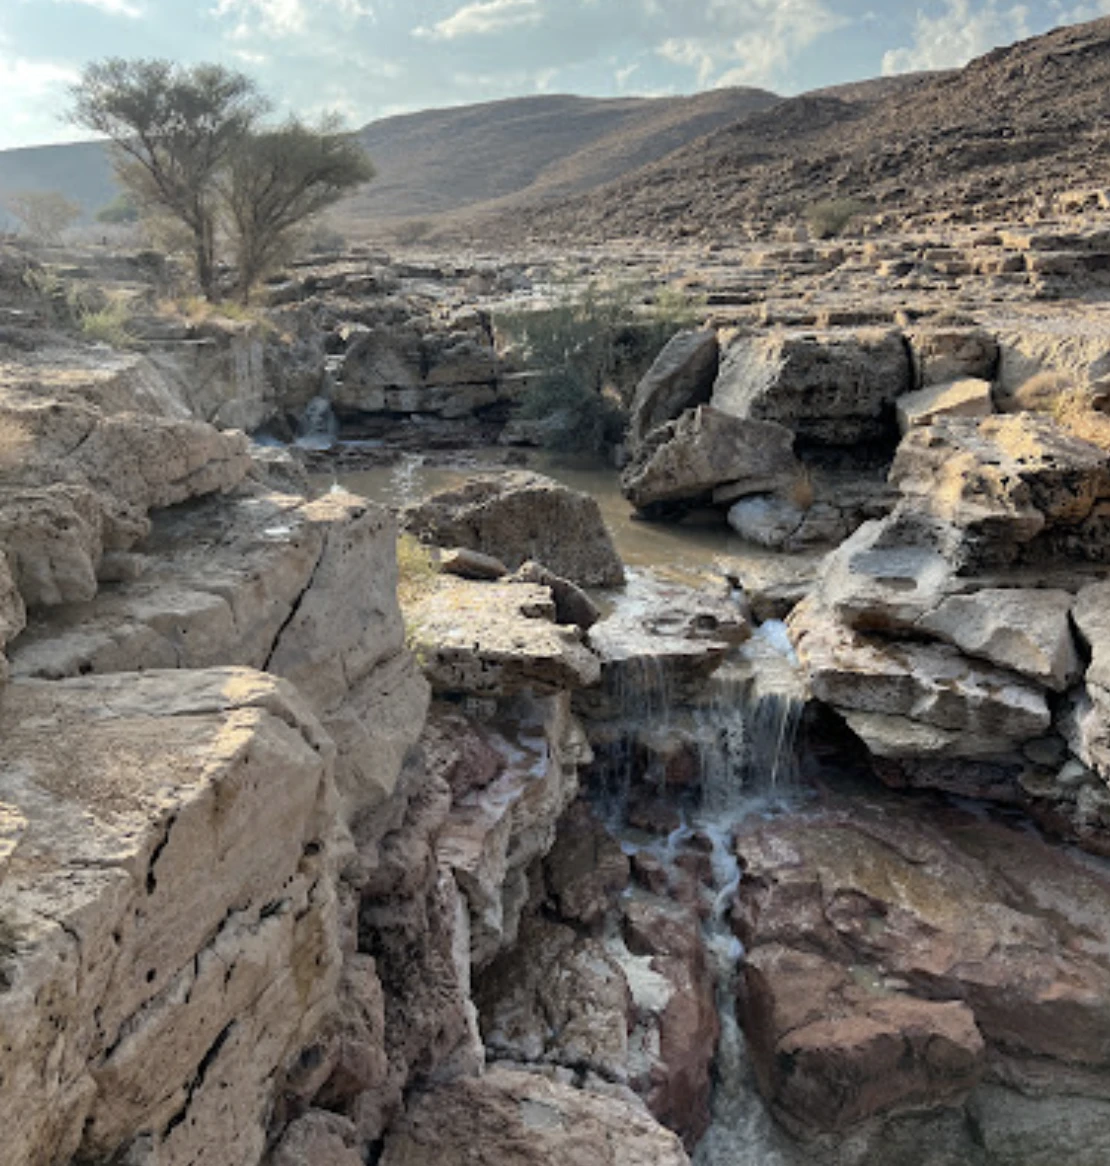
[407,579,601,696]
[732,795,1110,1140]
[896,377,993,433]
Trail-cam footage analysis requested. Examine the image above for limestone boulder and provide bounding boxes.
[1074,580,1110,691]
[403,471,624,588]
[0,668,340,1166]
[406,579,601,697]
[896,377,993,433]
[581,573,749,720]
[712,328,912,447]
[906,327,999,387]
[379,1066,690,1166]
[889,415,1110,566]
[627,328,719,448]
[918,587,1081,691]
[732,795,1110,1144]
[790,598,1051,756]
[619,406,798,513]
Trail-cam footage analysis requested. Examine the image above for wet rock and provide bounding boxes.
[378,1066,690,1166]
[544,802,630,927]
[405,579,601,697]
[627,328,719,448]
[620,406,798,513]
[732,795,1110,1142]
[895,377,993,433]
[437,695,591,967]
[403,471,624,587]
[712,328,912,447]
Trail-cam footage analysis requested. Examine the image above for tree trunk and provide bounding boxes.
[194,213,219,301]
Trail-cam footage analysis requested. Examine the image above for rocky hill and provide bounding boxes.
[0,88,778,229]
[501,16,1110,244]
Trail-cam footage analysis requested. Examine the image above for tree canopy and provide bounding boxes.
[3,190,82,241]
[70,59,372,300]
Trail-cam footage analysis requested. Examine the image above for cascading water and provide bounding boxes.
[294,394,339,450]
[592,612,811,1164]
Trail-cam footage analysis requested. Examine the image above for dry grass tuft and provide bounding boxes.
[787,464,816,510]
[0,415,32,473]
[396,534,441,608]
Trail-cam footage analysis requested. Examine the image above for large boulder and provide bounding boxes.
[889,414,1110,567]
[732,794,1110,1153]
[906,327,999,388]
[403,471,624,587]
[626,328,719,448]
[619,406,798,514]
[379,1066,690,1166]
[711,328,912,447]
[0,668,340,1166]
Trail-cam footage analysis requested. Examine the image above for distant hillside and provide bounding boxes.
[339,88,780,226]
[0,89,780,235]
[0,140,118,226]
[501,17,1110,243]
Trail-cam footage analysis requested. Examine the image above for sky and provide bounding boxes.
[1,0,1109,150]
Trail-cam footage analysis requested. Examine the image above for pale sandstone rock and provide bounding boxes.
[406,579,601,697]
[627,328,719,448]
[726,493,807,547]
[268,1111,364,1166]
[712,328,912,446]
[790,598,1051,751]
[889,415,1110,565]
[896,377,993,433]
[0,667,340,1166]
[1074,579,1110,691]
[620,405,797,512]
[403,471,624,588]
[379,1066,690,1166]
[907,327,999,387]
[917,587,1081,691]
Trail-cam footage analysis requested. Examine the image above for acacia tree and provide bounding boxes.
[3,190,82,241]
[70,59,371,301]
[71,59,264,299]
[223,117,373,302]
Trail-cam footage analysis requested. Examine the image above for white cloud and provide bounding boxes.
[414,0,543,41]
[212,0,372,40]
[0,52,81,150]
[656,0,845,90]
[881,0,1033,75]
[56,0,145,16]
[1050,0,1110,18]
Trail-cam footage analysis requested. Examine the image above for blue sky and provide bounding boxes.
[1,0,1108,149]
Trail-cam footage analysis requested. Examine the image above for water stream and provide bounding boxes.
[325,447,818,1159]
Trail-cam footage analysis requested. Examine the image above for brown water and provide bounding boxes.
[320,450,809,588]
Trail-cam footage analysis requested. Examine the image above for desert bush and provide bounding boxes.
[79,299,134,347]
[806,197,870,239]
[496,279,703,453]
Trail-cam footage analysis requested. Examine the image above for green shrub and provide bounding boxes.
[79,299,134,347]
[496,279,703,454]
[806,197,870,239]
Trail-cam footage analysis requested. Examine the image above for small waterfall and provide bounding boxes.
[294,394,339,450]
[587,606,811,1164]
[387,453,425,508]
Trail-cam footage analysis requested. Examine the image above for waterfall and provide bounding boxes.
[294,394,339,450]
